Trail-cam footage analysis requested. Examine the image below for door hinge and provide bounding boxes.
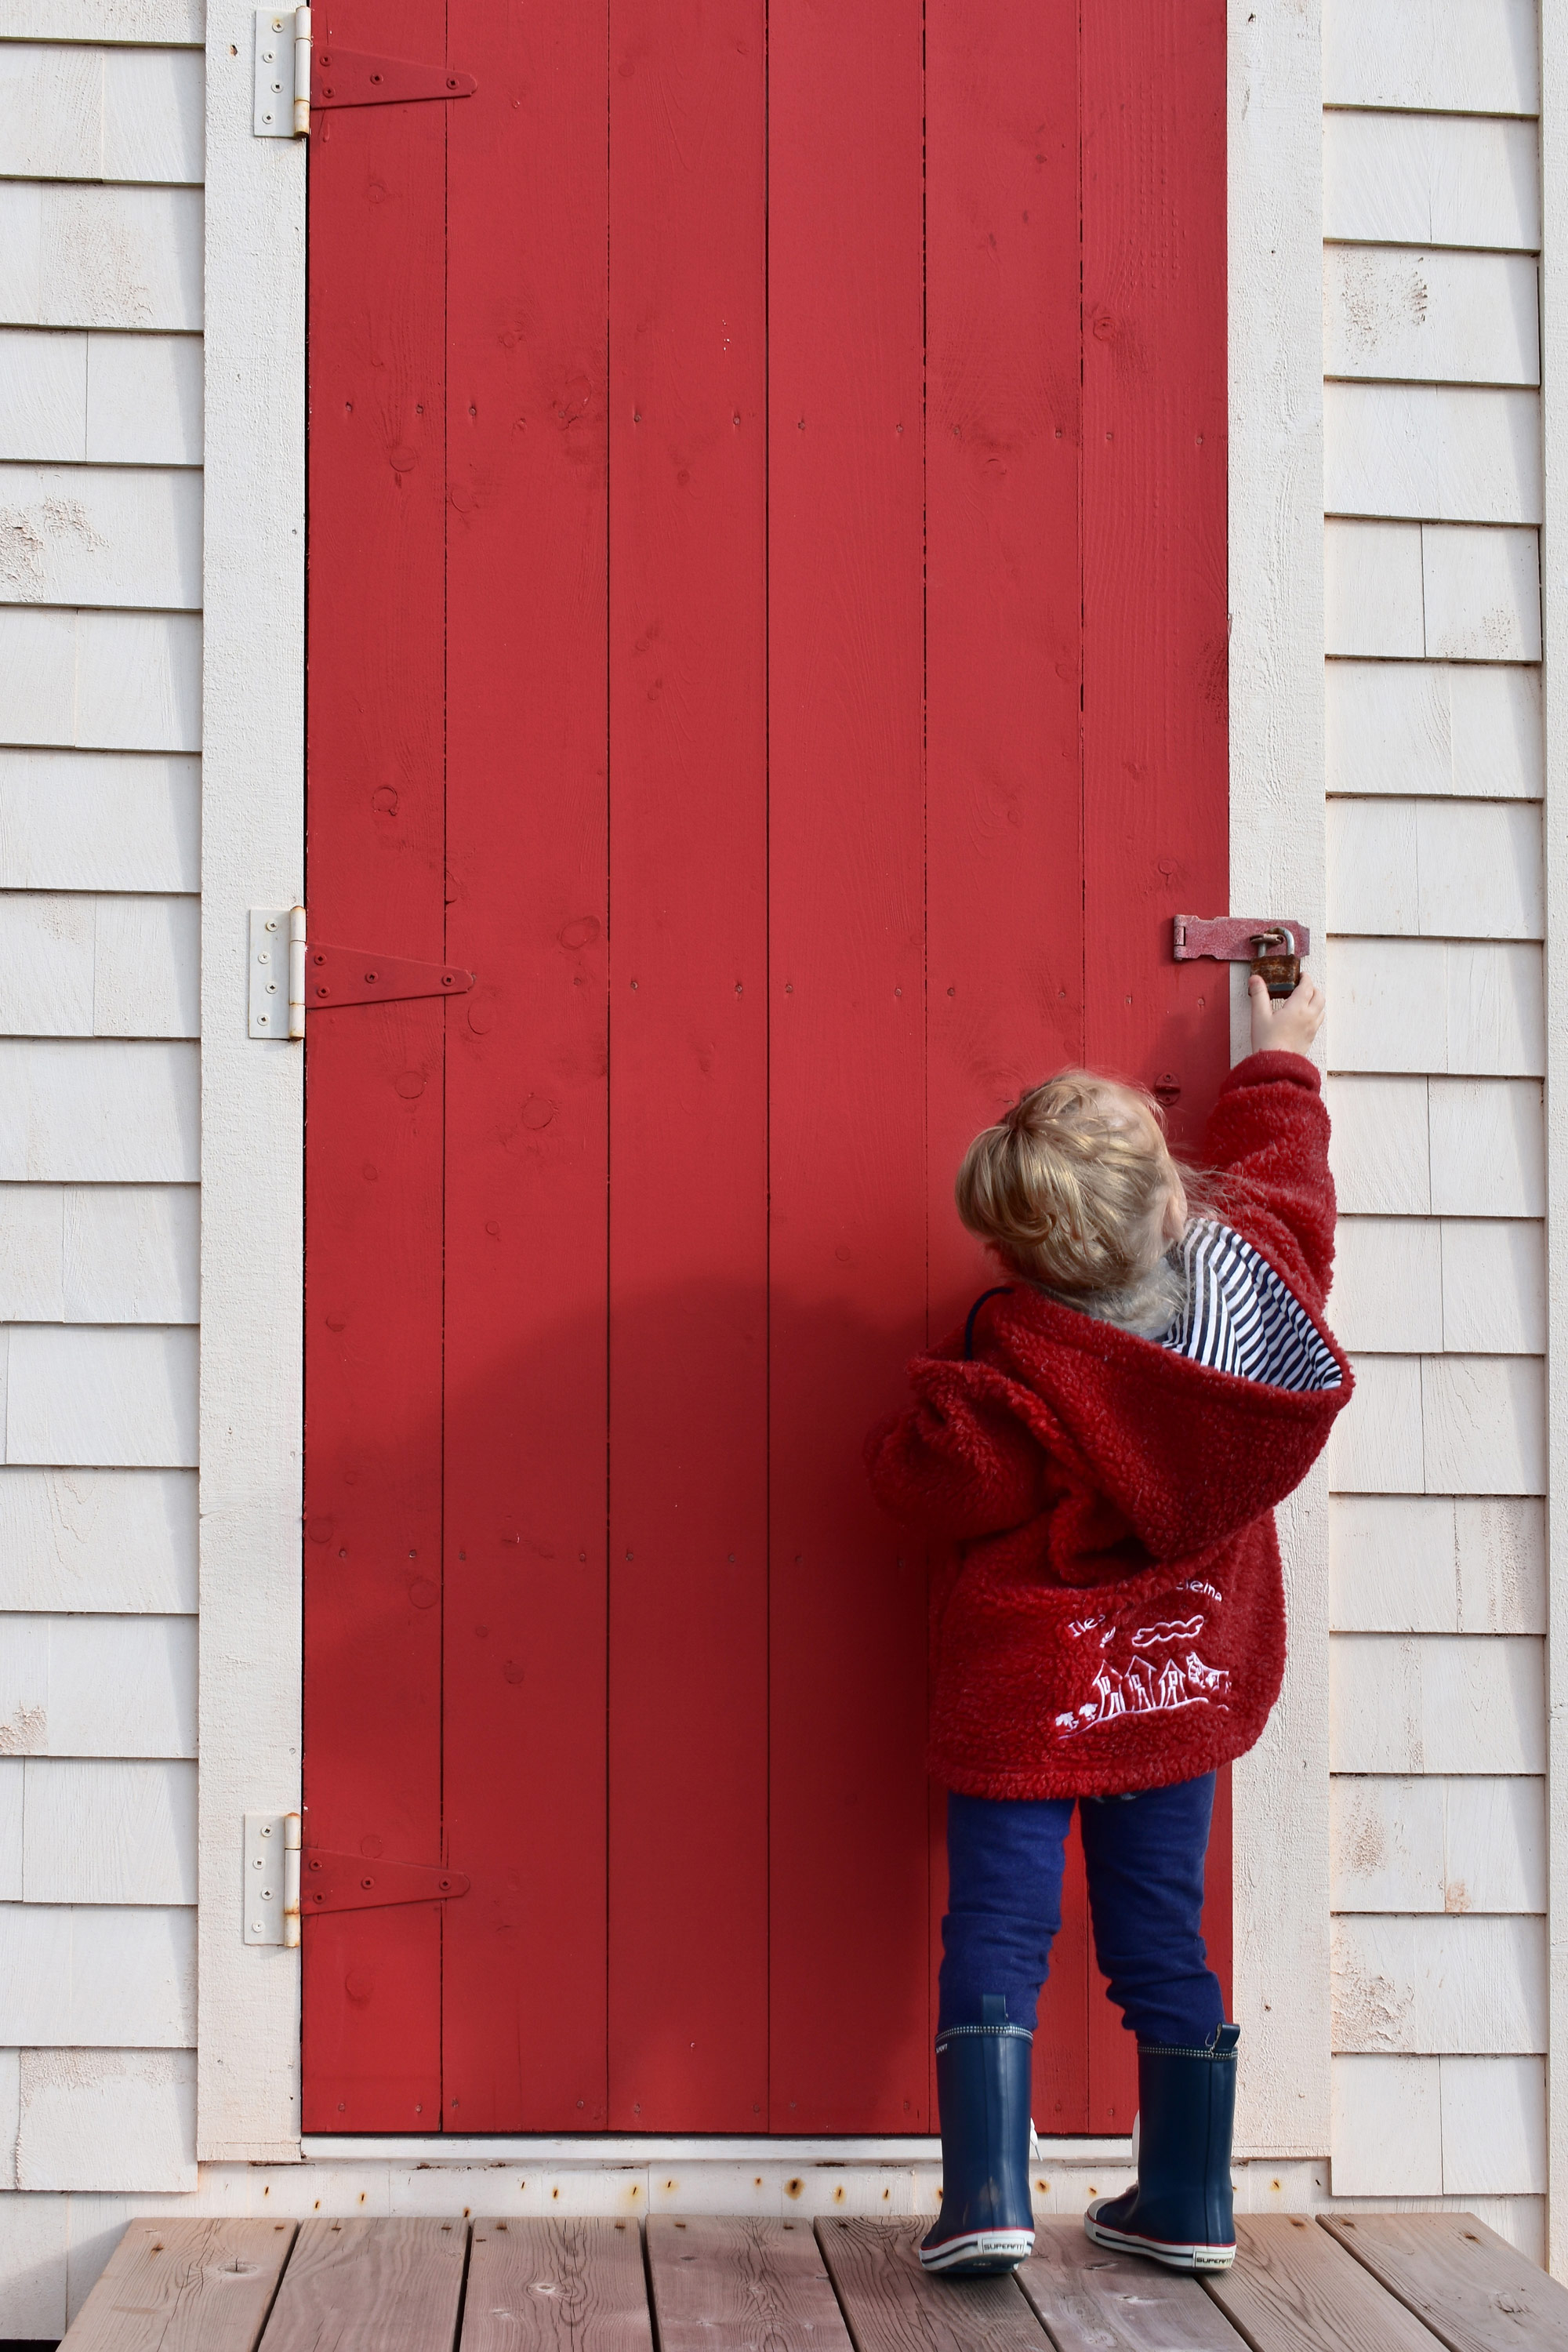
[313,45,478,113]
[244,1813,470,1940]
[249,908,476,1039]
[244,1810,303,1946]
[253,7,312,136]
[254,5,477,137]
[299,1850,472,1916]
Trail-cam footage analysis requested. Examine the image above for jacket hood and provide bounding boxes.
[916,1283,1351,1582]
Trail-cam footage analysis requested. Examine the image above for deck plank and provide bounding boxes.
[1204,2216,1444,2352]
[1018,2219,1250,2352]
[257,2219,466,2352]
[461,2219,652,2352]
[816,2217,1049,2352]
[1319,2213,1568,2352]
[647,2216,852,2352]
[60,2218,297,2352]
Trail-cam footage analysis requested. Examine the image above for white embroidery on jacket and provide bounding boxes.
[1052,1617,1232,1737]
[1130,1616,1205,1648]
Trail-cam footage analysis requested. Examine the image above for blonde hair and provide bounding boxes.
[956,1071,1193,1316]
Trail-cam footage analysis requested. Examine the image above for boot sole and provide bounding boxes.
[1083,2212,1235,2271]
[919,2230,1035,2275]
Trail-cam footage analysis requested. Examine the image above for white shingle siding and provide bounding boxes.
[1323,0,1546,2233]
[0,0,203,2217]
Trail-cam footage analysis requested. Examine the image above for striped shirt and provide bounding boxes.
[1161,1218,1341,1392]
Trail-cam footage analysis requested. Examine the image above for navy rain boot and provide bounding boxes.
[1084,2024,1239,2271]
[920,1997,1036,2275]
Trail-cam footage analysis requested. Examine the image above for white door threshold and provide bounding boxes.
[302,2134,1134,2164]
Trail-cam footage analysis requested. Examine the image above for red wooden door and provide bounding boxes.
[303,0,1229,2136]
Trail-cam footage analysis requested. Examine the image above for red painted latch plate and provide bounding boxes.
[300,1849,470,1915]
[304,941,476,1011]
[1173,916,1312,961]
[312,47,477,110]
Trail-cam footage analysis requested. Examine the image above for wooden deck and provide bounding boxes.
[56,2209,1568,2352]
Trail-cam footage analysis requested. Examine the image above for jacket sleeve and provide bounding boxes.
[865,1359,1047,1541]
[1201,1049,1338,1314]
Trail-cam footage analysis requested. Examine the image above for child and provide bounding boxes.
[866,975,1349,2278]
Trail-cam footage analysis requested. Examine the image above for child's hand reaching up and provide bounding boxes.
[1250,971,1325,1058]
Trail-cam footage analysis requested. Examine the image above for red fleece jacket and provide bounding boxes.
[866,1051,1352,1798]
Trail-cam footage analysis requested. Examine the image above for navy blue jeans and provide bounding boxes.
[938,1773,1224,2047]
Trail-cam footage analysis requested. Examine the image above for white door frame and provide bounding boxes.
[195,0,1329,2164]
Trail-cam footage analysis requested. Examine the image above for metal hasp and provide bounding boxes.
[313,45,477,110]
[1173,914,1311,1001]
[1172,916,1312,961]
[299,1850,471,1916]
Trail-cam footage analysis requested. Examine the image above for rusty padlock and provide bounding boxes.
[1249,926,1301,1000]
[1173,915,1312,1002]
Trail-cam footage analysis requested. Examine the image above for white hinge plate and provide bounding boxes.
[249,906,305,1040]
[255,4,310,136]
[244,1810,301,1944]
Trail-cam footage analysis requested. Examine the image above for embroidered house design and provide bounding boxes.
[1054,1613,1232,1737]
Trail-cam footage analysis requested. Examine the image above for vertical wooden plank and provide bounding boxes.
[646,2219,851,2352]
[303,0,448,2132]
[1207,1762,1234,2017]
[440,0,612,2132]
[1203,2217,1446,2352]
[924,0,1091,2146]
[925,0,1083,1278]
[59,2219,296,2352]
[460,2220,652,2352]
[1080,0,1229,1153]
[604,0,769,2132]
[1079,0,1230,2133]
[1085,1856,1138,2134]
[1021,2219,1248,2352]
[1033,1825,1091,2134]
[815,2218,1048,2352]
[768,0,929,2132]
[1318,2211,1568,2350]
[1080,1774,1227,2132]
[257,2220,465,2352]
